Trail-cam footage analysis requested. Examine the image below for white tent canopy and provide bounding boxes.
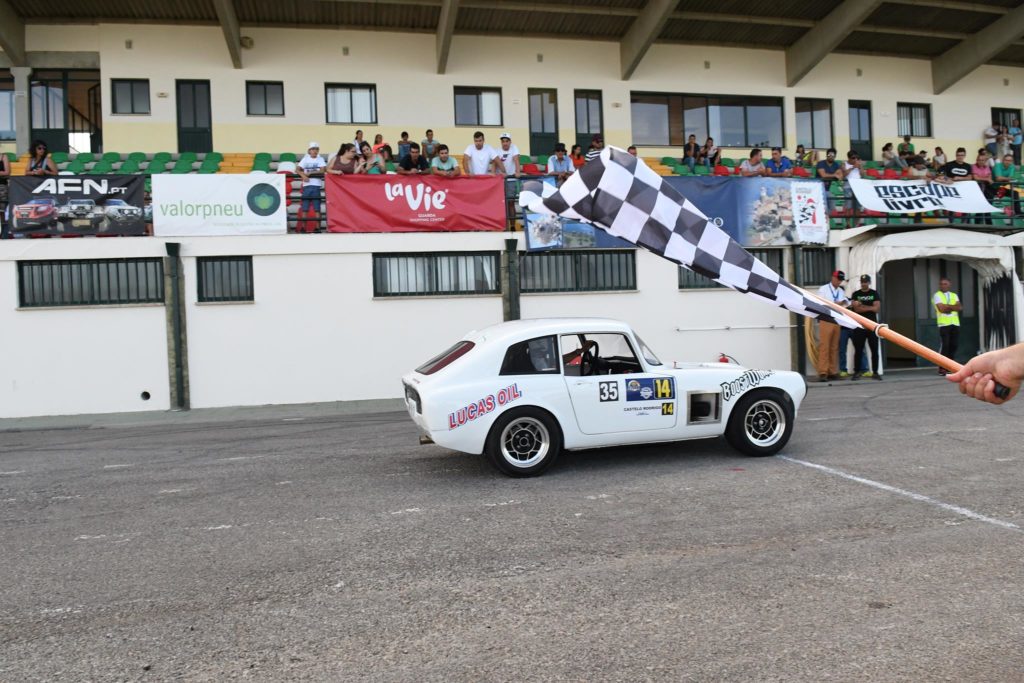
[843,227,1023,344]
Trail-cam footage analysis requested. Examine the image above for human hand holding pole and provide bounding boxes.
[946,344,1024,405]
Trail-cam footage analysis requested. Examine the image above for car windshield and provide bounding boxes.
[29,199,54,205]
[107,200,126,206]
[634,333,662,366]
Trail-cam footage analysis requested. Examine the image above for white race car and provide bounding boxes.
[402,318,807,477]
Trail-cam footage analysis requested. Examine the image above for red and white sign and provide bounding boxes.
[326,175,506,232]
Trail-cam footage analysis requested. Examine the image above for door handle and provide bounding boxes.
[573,380,586,386]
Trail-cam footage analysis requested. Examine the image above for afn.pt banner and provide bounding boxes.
[9,175,145,237]
[152,174,287,236]
[662,176,829,246]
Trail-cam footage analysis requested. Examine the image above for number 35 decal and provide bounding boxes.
[599,381,619,402]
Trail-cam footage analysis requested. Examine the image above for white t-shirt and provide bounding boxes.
[495,144,520,175]
[984,127,997,144]
[463,144,498,175]
[843,162,861,180]
[298,154,327,187]
[818,282,849,305]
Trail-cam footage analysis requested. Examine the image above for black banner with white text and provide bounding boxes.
[8,175,146,237]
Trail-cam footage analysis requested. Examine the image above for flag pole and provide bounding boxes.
[805,290,1011,399]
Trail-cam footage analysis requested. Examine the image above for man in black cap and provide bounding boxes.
[815,270,850,381]
[850,274,882,380]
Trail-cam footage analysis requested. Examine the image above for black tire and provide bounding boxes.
[484,406,562,477]
[724,389,794,457]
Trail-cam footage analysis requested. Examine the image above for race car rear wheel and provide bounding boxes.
[725,389,794,457]
[485,407,562,477]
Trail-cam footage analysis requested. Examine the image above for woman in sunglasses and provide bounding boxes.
[26,140,58,177]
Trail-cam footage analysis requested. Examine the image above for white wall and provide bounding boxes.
[0,233,796,417]
[0,239,171,418]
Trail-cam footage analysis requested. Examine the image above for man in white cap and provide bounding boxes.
[496,132,521,178]
[296,142,327,233]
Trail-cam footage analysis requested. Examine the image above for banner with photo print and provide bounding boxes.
[663,177,829,246]
[8,175,145,237]
[153,174,287,236]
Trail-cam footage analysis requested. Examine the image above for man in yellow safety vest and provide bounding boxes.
[933,277,962,374]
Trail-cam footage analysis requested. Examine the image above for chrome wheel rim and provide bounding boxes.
[499,417,550,468]
[744,399,785,447]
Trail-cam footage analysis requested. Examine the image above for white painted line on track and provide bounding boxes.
[0,470,25,475]
[103,464,134,469]
[779,456,1021,533]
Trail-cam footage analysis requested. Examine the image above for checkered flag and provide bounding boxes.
[520,147,857,328]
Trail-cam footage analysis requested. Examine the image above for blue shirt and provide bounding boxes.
[764,157,792,175]
[547,156,573,174]
[1011,126,1023,146]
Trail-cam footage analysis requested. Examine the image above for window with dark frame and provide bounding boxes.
[679,249,783,290]
[373,252,501,297]
[0,69,14,140]
[197,256,254,303]
[631,92,784,148]
[575,90,603,136]
[18,259,164,308]
[798,249,835,287]
[111,79,151,115]
[454,86,503,127]
[897,102,932,137]
[520,250,636,293]
[795,98,833,149]
[325,83,377,124]
[246,81,284,117]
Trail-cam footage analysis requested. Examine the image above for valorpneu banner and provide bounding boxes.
[153,174,288,236]
[849,178,999,215]
[325,175,505,232]
[9,175,145,236]
[663,176,829,246]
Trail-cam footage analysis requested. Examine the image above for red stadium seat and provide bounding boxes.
[866,168,882,179]
[883,169,899,179]
[792,167,810,177]
[714,165,730,176]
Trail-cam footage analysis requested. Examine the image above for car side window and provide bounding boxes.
[499,336,559,375]
[560,333,643,376]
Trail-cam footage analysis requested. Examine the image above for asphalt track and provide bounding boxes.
[1,374,1023,682]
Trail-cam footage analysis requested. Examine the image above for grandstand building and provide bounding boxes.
[1,1,1023,418]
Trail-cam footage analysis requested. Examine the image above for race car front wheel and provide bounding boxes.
[725,389,794,457]
[485,407,562,477]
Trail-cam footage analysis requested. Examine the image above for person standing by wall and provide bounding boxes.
[850,275,882,380]
[934,277,962,373]
[296,142,327,233]
[815,270,850,382]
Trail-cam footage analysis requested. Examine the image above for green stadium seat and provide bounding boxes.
[254,152,272,163]
[205,151,224,163]
[171,160,194,173]
[535,154,549,166]
[89,160,113,174]
[177,151,197,163]
[694,165,711,175]
[519,154,532,165]
[74,152,95,164]
[674,165,691,176]
[721,158,736,167]
[65,158,87,174]
[279,152,298,163]
[385,161,397,172]
[51,152,69,164]
[127,151,147,163]
[661,156,676,166]
[146,161,168,174]
[118,159,140,174]
[101,152,121,163]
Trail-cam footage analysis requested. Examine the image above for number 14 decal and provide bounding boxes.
[598,381,619,402]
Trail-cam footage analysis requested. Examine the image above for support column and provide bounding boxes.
[11,66,30,155]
